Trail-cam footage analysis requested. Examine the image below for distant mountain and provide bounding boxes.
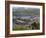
[13,7,40,16]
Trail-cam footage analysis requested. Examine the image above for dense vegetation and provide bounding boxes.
[13,22,40,30]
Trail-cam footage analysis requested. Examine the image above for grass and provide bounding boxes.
[13,22,40,31]
[13,25,32,31]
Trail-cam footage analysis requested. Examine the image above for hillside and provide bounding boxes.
[13,7,40,16]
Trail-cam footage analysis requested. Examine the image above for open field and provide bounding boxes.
[13,25,32,31]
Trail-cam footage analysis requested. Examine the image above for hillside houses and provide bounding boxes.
[13,15,39,26]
